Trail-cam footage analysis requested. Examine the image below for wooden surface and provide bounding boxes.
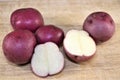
[0,0,120,80]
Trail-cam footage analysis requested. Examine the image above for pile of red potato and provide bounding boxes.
[2,8,115,77]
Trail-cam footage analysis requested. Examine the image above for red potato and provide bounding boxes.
[83,12,115,43]
[2,30,36,65]
[31,42,64,77]
[11,8,44,32]
[63,30,96,62]
[35,25,64,46]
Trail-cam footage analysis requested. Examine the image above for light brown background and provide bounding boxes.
[0,0,120,80]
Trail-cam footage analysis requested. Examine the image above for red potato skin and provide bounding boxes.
[63,45,96,63]
[11,8,44,32]
[31,59,65,78]
[2,30,36,65]
[35,25,64,46]
[83,12,115,43]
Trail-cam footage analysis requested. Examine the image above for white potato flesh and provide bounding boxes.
[31,42,64,77]
[64,30,96,56]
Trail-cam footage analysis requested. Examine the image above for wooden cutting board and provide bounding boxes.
[0,0,120,80]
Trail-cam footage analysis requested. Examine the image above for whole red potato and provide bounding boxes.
[11,8,44,32]
[83,12,115,43]
[2,30,36,65]
[35,25,64,46]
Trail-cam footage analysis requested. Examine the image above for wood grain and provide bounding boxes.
[0,0,120,80]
